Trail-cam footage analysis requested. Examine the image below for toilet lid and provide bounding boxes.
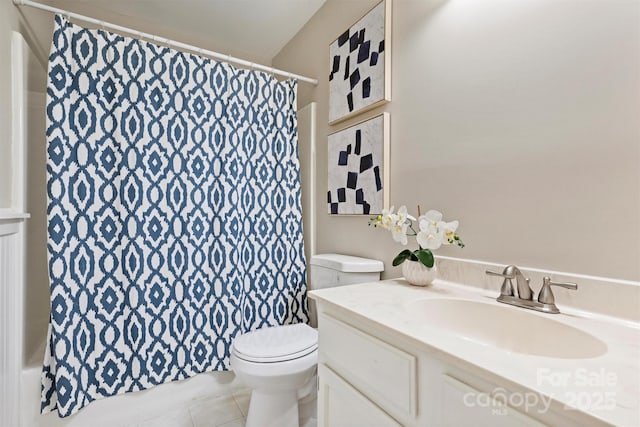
[232,323,318,363]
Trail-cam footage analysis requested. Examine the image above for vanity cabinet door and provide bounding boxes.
[318,313,417,421]
[318,363,402,427]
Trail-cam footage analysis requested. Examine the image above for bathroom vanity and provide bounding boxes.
[309,278,640,427]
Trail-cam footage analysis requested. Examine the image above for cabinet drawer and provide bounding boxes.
[441,374,546,427]
[318,313,417,420]
[318,364,402,427]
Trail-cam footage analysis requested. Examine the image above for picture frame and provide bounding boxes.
[328,0,392,125]
[327,113,390,215]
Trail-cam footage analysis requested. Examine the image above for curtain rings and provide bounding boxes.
[267,66,278,81]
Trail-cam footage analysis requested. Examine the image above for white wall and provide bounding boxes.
[0,2,54,373]
[24,90,48,365]
[274,0,640,281]
[0,2,51,208]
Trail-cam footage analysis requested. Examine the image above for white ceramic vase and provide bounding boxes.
[402,260,437,286]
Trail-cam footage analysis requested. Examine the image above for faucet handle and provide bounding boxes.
[537,276,578,305]
[485,269,515,297]
[485,269,514,279]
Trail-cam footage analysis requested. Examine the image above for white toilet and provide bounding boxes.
[230,253,384,427]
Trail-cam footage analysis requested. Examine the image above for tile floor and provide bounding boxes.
[23,364,317,427]
[139,388,251,427]
[137,388,317,427]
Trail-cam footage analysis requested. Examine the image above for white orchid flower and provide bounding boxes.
[416,210,446,250]
[417,220,444,250]
[370,204,464,256]
[419,209,443,225]
[395,205,416,225]
[441,220,459,245]
[391,221,409,245]
[389,206,415,245]
[379,206,396,230]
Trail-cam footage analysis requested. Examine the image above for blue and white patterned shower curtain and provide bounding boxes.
[42,15,308,416]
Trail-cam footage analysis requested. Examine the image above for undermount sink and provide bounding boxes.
[406,298,607,359]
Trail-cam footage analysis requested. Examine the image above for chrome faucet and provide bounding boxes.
[486,265,577,314]
[486,265,533,300]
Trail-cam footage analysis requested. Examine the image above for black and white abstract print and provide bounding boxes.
[329,0,388,123]
[328,115,386,215]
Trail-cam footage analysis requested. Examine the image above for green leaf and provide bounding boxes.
[392,250,413,266]
[415,249,434,268]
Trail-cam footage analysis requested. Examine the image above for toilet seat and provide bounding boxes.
[232,323,318,363]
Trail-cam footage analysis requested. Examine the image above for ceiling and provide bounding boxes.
[35,0,326,64]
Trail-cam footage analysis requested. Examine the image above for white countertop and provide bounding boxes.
[309,278,640,427]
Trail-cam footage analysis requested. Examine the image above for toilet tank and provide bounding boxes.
[307,254,384,326]
[309,254,384,290]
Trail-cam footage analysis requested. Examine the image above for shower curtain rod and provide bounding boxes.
[13,0,319,85]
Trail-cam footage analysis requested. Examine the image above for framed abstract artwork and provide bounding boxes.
[327,113,390,215]
[328,0,392,125]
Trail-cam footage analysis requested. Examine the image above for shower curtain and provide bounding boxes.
[42,15,308,417]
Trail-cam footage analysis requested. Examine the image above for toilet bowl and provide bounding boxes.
[230,323,318,427]
[230,254,384,427]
